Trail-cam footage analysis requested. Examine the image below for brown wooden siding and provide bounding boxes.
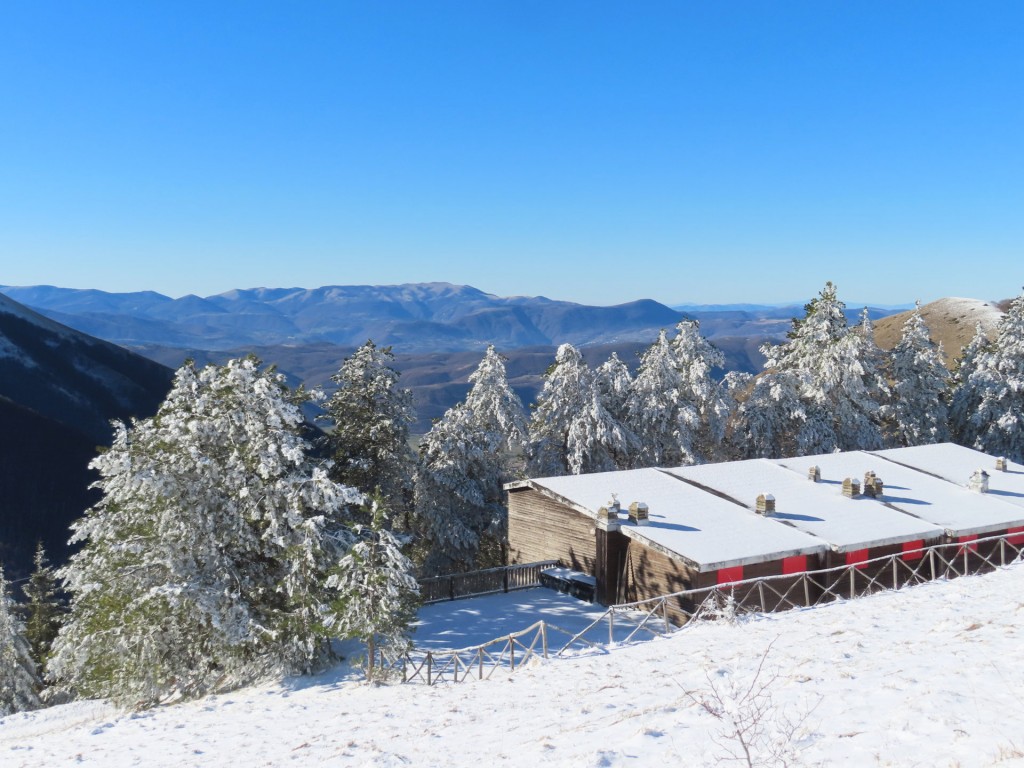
[508,488,597,573]
[621,542,698,624]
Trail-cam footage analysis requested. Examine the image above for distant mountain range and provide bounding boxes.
[0,283,906,433]
[0,283,686,353]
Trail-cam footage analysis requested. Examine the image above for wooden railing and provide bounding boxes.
[418,560,559,604]
[386,533,1023,685]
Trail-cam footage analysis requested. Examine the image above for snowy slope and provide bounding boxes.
[4,564,1024,767]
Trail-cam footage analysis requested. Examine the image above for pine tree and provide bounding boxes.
[415,346,529,574]
[49,358,363,707]
[325,500,419,681]
[761,281,883,453]
[948,323,993,447]
[856,307,891,414]
[958,292,1024,462]
[886,302,950,447]
[728,370,808,459]
[528,344,636,476]
[595,352,633,422]
[415,404,494,574]
[19,543,64,668]
[1,565,41,715]
[671,320,728,461]
[320,341,416,519]
[625,330,697,467]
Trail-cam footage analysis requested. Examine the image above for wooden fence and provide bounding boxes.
[384,532,1024,685]
[418,560,559,604]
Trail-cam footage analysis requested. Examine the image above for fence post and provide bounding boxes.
[1001,538,1006,567]
[509,635,515,671]
[849,567,855,599]
[930,548,936,581]
[892,556,898,590]
[803,574,811,607]
[427,652,433,686]
[504,568,509,593]
[541,622,548,658]
[479,648,484,679]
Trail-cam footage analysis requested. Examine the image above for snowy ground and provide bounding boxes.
[4,567,1024,767]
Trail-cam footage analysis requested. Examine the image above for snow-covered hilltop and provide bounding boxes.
[874,297,1005,366]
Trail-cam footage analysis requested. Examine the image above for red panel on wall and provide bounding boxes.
[901,540,924,561]
[845,549,869,569]
[717,566,744,585]
[957,534,979,553]
[1008,527,1024,546]
[782,555,807,574]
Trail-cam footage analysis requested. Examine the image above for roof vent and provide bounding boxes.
[996,457,1008,472]
[756,493,776,515]
[969,469,990,494]
[628,501,650,526]
[863,471,884,498]
[597,505,620,531]
[808,465,821,482]
[842,477,861,498]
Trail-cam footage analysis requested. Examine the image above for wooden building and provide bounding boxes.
[507,445,1024,620]
[507,467,827,620]
[667,458,945,595]
[781,448,1024,576]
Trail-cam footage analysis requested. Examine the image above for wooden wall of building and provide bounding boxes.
[508,488,597,573]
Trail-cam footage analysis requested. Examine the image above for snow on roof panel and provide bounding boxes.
[778,449,1024,537]
[528,468,826,572]
[871,444,1024,512]
[664,459,944,552]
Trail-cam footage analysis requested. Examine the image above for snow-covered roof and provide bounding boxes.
[665,459,944,552]
[871,443,1024,513]
[778,449,1024,537]
[517,468,827,572]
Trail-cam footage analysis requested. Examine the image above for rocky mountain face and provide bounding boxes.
[0,294,174,576]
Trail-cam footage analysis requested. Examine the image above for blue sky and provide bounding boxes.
[1,2,1021,307]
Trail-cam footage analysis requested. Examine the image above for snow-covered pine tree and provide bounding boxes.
[325,499,419,681]
[49,358,363,707]
[415,346,529,574]
[671,320,728,461]
[856,307,891,417]
[727,370,808,459]
[624,330,698,467]
[762,281,883,453]
[595,352,633,422]
[320,341,416,520]
[415,403,493,574]
[959,291,1024,462]
[527,343,636,476]
[1,565,41,715]
[948,323,992,447]
[886,302,950,447]
[19,542,64,668]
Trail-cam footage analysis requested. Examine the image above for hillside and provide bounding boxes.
[0,294,174,575]
[873,297,1004,367]
[3,563,1022,766]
